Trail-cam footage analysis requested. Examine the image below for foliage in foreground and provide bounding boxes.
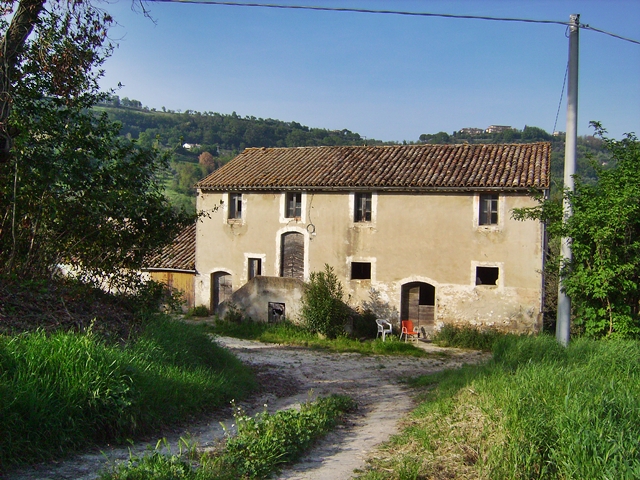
[514,125,640,338]
[100,395,357,480]
[0,2,193,286]
[0,317,256,471]
[211,319,430,357]
[359,335,640,479]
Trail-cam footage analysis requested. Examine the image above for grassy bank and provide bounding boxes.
[210,319,430,357]
[359,335,640,479]
[0,316,256,471]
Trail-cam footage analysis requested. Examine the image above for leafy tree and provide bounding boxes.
[0,1,193,286]
[514,123,640,338]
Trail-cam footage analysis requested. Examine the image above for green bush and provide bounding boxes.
[301,265,351,339]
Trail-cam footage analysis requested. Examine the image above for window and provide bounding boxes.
[248,258,262,280]
[285,192,302,219]
[476,266,499,285]
[479,194,498,225]
[351,262,371,280]
[354,193,372,222]
[229,193,242,220]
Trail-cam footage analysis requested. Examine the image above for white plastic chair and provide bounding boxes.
[376,318,392,341]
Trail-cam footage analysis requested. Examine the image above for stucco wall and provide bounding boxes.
[218,276,305,323]
[195,190,544,332]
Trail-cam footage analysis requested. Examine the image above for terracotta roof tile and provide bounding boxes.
[144,224,195,271]
[195,143,550,191]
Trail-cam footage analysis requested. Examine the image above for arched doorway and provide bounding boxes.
[401,282,435,329]
[280,232,304,280]
[211,271,232,312]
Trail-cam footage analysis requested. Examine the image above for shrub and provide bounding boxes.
[301,265,351,339]
[223,303,244,323]
[185,305,209,317]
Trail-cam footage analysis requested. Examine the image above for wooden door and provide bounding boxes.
[280,232,304,280]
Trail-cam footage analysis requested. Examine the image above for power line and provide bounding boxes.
[148,1,569,26]
[553,62,569,135]
[147,1,640,46]
[581,24,640,46]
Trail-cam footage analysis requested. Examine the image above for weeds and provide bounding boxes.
[100,395,357,480]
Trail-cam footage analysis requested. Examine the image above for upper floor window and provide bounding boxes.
[229,193,242,220]
[354,192,372,222]
[479,194,498,226]
[285,192,302,219]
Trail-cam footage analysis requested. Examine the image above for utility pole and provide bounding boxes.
[556,14,579,346]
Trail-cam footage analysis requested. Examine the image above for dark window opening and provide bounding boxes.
[248,258,262,280]
[354,192,372,222]
[479,194,498,225]
[285,192,302,218]
[351,262,371,280]
[229,193,242,219]
[476,266,499,285]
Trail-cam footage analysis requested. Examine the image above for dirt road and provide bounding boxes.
[6,337,488,480]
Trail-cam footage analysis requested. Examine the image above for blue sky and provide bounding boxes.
[100,0,640,142]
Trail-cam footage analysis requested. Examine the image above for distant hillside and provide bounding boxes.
[97,98,610,211]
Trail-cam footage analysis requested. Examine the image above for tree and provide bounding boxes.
[198,151,216,168]
[514,123,640,338]
[0,1,193,286]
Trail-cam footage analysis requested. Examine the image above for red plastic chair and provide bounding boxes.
[400,320,419,342]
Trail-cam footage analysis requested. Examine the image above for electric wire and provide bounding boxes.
[553,63,569,135]
[580,24,640,46]
[146,0,640,45]
[147,1,570,26]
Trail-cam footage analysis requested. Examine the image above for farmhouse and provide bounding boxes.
[194,143,550,333]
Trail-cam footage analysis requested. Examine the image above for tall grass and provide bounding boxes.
[0,316,256,471]
[211,319,429,357]
[432,323,508,351]
[361,335,640,479]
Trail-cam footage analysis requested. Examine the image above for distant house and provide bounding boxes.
[143,224,196,309]
[485,125,513,134]
[458,128,484,136]
[194,143,550,333]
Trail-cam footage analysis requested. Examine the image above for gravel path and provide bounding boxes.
[5,337,489,480]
